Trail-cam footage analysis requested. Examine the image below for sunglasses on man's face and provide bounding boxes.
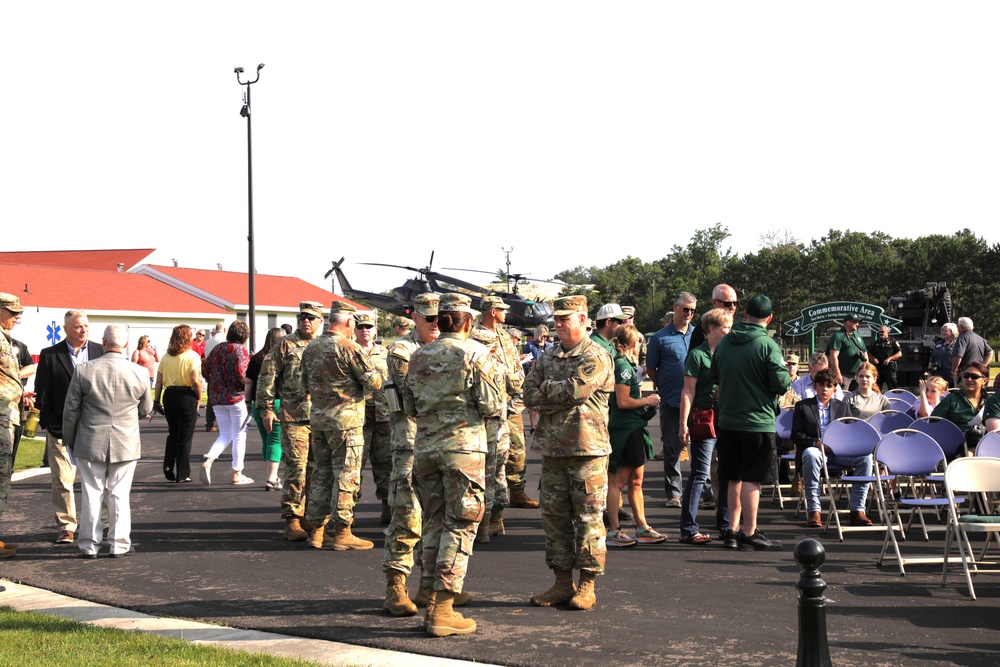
[677,306,696,315]
[716,300,738,309]
[298,313,319,322]
[421,315,438,324]
[356,324,374,330]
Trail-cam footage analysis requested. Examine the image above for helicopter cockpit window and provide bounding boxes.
[527,302,553,318]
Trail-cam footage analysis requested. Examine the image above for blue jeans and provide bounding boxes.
[802,448,873,513]
[679,436,715,537]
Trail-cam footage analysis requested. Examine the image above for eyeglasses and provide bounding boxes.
[962,372,985,380]
[356,324,374,330]
[420,315,437,323]
[677,306,696,314]
[196,333,205,338]
[297,313,319,321]
[716,300,738,309]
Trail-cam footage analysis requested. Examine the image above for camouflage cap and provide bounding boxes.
[621,305,636,317]
[355,311,376,326]
[329,300,357,315]
[534,325,549,339]
[481,295,510,311]
[439,292,475,314]
[392,315,414,329]
[299,301,324,319]
[412,293,439,317]
[0,292,24,314]
[553,295,587,317]
[784,353,800,365]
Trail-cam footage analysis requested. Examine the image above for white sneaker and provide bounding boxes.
[199,462,212,485]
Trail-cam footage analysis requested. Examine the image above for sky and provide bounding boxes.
[5,2,1000,297]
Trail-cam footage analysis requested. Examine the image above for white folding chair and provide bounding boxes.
[943,457,1000,600]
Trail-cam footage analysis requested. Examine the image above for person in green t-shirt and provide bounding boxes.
[828,314,869,390]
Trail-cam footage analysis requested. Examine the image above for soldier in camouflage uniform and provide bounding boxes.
[392,315,413,338]
[404,293,504,637]
[0,293,30,559]
[382,293,440,618]
[621,306,646,368]
[256,301,324,541]
[523,295,615,612]
[301,301,383,551]
[469,326,509,544]
[354,311,392,524]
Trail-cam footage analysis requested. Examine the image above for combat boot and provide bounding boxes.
[475,520,490,544]
[422,590,437,629]
[426,591,477,637]
[0,540,19,550]
[284,517,308,542]
[307,525,327,549]
[379,499,392,525]
[488,508,505,536]
[568,570,597,610]
[509,488,539,509]
[416,584,472,607]
[331,524,374,551]
[383,571,418,617]
[0,545,16,559]
[529,569,576,607]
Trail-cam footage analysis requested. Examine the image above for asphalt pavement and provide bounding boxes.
[2,413,1000,667]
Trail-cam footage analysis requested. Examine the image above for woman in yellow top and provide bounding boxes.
[154,324,202,483]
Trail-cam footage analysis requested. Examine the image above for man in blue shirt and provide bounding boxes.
[646,292,696,506]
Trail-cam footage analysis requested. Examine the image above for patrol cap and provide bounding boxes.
[355,311,376,326]
[299,301,324,319]
[746,295,773,319]
[0,292,24,314]
[392,316,414,329]
[553,295,587,317]
[784,354,800,365]
[844,313,863,323]
[621,305,636,317]
[330,300,357,315]
[439,293,476,314]
[508,327,522,341]
[412,293,439,317]
[534,325,549,339]
[481,295,509,311]
[595,303,628,322]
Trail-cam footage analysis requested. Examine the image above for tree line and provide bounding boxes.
[555,224,1000,347]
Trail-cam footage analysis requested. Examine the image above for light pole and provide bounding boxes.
[235,63,264,351]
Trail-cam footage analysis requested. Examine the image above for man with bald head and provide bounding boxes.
[689,284,738,349]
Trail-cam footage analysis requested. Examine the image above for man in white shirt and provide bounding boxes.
[789,352,845,402]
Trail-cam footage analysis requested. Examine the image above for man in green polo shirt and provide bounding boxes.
[828,314,869,390]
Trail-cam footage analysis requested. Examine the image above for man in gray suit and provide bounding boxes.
[63,324,152,558]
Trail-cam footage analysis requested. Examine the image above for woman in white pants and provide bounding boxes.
[200,321,253,485]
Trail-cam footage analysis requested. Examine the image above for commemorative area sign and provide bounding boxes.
[784,301,902,337]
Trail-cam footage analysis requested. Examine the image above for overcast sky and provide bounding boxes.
[5,2,999,296]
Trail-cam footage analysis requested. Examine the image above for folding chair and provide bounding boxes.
[868,410,914,437]
[769,409,795,509]
[886,389,918,406]
[886,397,912,412]
[976,431,1000,458]
[943,457,1000,600]
[874,430,963,574]
[910,417,969,459]
[819,418,885,540]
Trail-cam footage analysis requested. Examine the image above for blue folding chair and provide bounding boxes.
[874,430,965,575]
[770,409,796,509]
[886,389,918,406]
[868,410,914,437]
[819,418,885,540]
[910,417,969,459]
[976,431,1000,458]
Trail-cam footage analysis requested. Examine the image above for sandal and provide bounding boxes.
[678,533,713,545]
[264,479,283,491]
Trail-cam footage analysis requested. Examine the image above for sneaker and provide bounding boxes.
[722,530,739,549]
[635,526,667,544]
[607,529,638,548]
[665,497,682,509]
[55,530,75,545]
[233,474,255,485]
[738,529,783,552]
[199,462,212,486]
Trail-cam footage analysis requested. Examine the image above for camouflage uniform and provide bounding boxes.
[256,304,320,520]
[0,293,26,527]
[382,295,438,577]
[404,295,504,594]
[622,306,647,367]
[358,317,391,502]
[301,308,383,530]
[523,297,615,576]
[470,327,510,510]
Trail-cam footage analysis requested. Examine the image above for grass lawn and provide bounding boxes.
[13,436,44,473]
[0,606,320,666]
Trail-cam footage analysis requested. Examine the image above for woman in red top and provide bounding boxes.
[199,321,253,485]
[131,335,160,387]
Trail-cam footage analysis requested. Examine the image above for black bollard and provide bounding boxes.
[795,538,831,667]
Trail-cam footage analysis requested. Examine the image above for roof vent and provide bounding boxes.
[117,263,125,272]
[217,263,223,271]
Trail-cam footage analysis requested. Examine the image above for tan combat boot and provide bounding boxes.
[307,525,326,549]
[383,571,418,617]
[426,591,477,637]
[331,524,374,551]
[488,508,505,536]
[509,488,539,509]
[568,570,597,610]
[284,517,308,542]
[475,519,490,544]
[379,499,392,525]
[416,584,472,607]
[422,590,437,629]
[530,569,576,607]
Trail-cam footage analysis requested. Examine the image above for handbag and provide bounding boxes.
[691,408,716,441]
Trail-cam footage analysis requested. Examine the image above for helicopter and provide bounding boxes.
[325,253,558,329]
